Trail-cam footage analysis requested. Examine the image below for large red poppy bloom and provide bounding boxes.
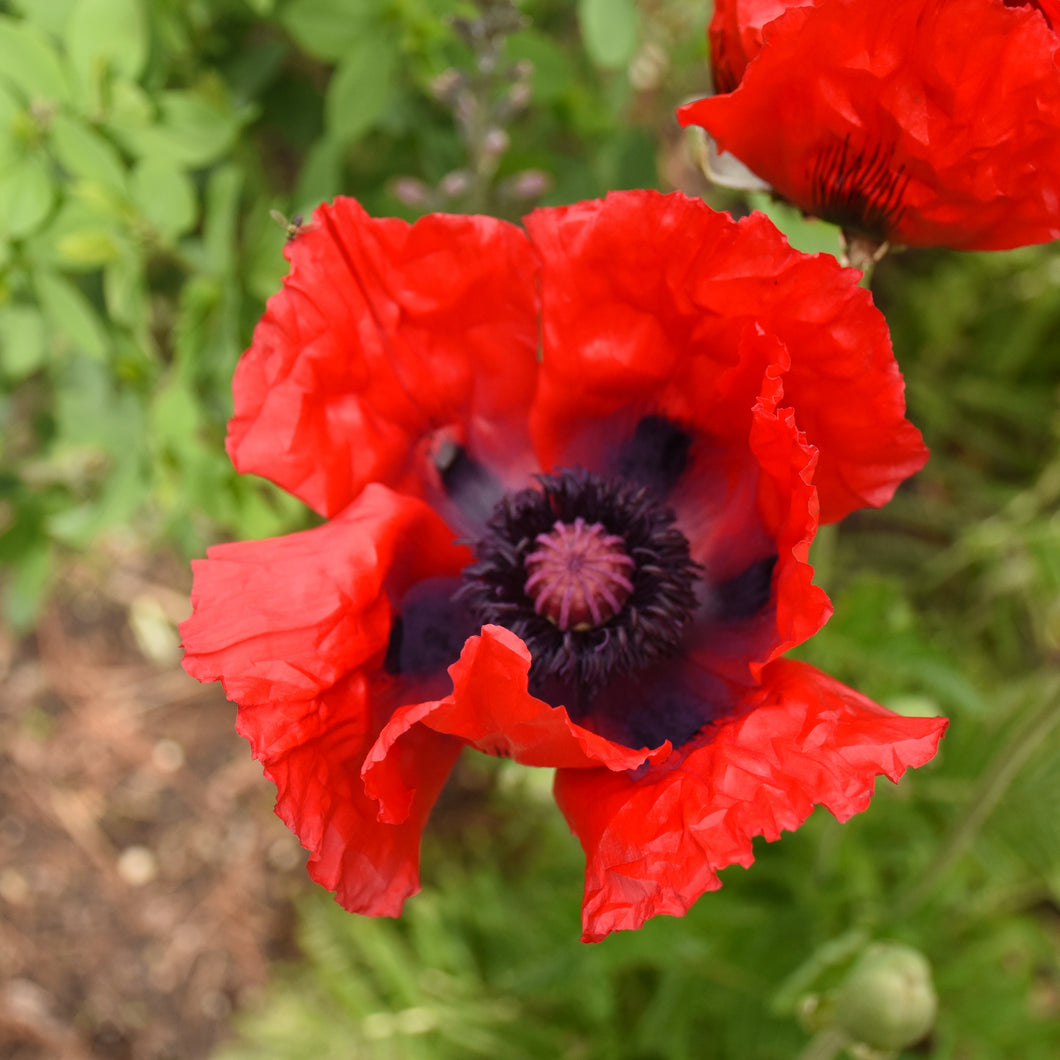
[679,0,1060,251]
[181,190,945,942]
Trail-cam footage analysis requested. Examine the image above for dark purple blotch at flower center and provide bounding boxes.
[386,416,779,749]
[458,468,701,693]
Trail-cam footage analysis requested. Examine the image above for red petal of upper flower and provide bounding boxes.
[554,658,947,942]
[680,0,1060,250]
[708,0,800,92]
[524,190,926,524]
[227,198,540,518]
[363,624,673,825]
[180,484,468,915]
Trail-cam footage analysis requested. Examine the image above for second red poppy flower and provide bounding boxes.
[680,0,1060,251]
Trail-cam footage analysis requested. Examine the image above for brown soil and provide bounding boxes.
[0,550,307,1060]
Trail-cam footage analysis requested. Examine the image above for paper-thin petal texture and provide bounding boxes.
[227,199,540,517]
[524,190,926,524]
[181,485,468,914]
[362,625,671,826]
[680,0,1060,250]
[182,191,942,940]
[709,0,795,91]
[555,658,948,942]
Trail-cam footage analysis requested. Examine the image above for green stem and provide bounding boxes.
[899,681,1060,915]
[797,1028,848,1060]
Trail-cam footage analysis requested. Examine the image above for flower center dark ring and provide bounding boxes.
[458,469,700,692]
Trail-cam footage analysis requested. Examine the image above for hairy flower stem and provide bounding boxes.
[840,229,889,286]
[898,679,1060,915]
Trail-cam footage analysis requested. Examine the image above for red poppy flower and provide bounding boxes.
[679,0,1060,251]
[181,190,945,941]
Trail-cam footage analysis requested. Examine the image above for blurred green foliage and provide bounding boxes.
[0,0,692,627]
[1,1,1058,1058]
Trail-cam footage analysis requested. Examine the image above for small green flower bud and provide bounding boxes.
[832,943,937,1052]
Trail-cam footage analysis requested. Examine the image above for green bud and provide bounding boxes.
[832,943,937,1052]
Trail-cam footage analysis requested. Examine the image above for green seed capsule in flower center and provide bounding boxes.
[523,518,635,631]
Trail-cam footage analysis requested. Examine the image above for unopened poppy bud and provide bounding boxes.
[832,943,937,1052]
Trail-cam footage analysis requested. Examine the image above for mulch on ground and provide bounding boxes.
[0,551,307,1059]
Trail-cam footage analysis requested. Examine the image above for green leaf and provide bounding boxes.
[8,0,76,36]
[35,270,110,360]
[293,136,346,210]
[129,156,197,240]
[3,539,52,632]
[0,153,57,238]
[0,83,23,170]
[110,87,244,166]
[54,227,122,266]
[103,251,148,334]
[578,0,638,70]
[504,30,574,104]
[48,111,127,191]
[0,15,72,103]
[65,0,148,87]
[281,0,383,62]
[150,376,201,451]
[45,354,147,545]
[747,192,843,259]
[202,163,243,276]
[0,304,47,380]
[324,35,398,145]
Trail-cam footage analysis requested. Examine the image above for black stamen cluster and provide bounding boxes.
[457,469,700,693]
[810,135,910,237]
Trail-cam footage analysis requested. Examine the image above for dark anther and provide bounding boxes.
[433,439,502,525]
[714,555,777,620]
[809,136,910,238]
[616,415,693,496]
[458,468,700,693]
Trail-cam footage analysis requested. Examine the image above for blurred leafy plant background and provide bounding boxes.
[0,0,1058,1057]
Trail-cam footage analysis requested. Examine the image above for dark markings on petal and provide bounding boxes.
[434,440,503,525]
[616,415,693,496]
[715,555,777,620]
[384,577,476,677]
[809,135,910,239]
[603,679,710,749]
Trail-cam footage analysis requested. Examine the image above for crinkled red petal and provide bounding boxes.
[554,658,947,942]
[180,484,469,915]
[362,625,672,825]
[680,0,1060,250]
[747,355,831,661]
[669,338,830,689]
[524,190,926,524]
[227,198,540,517]
[708,0,799,92]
